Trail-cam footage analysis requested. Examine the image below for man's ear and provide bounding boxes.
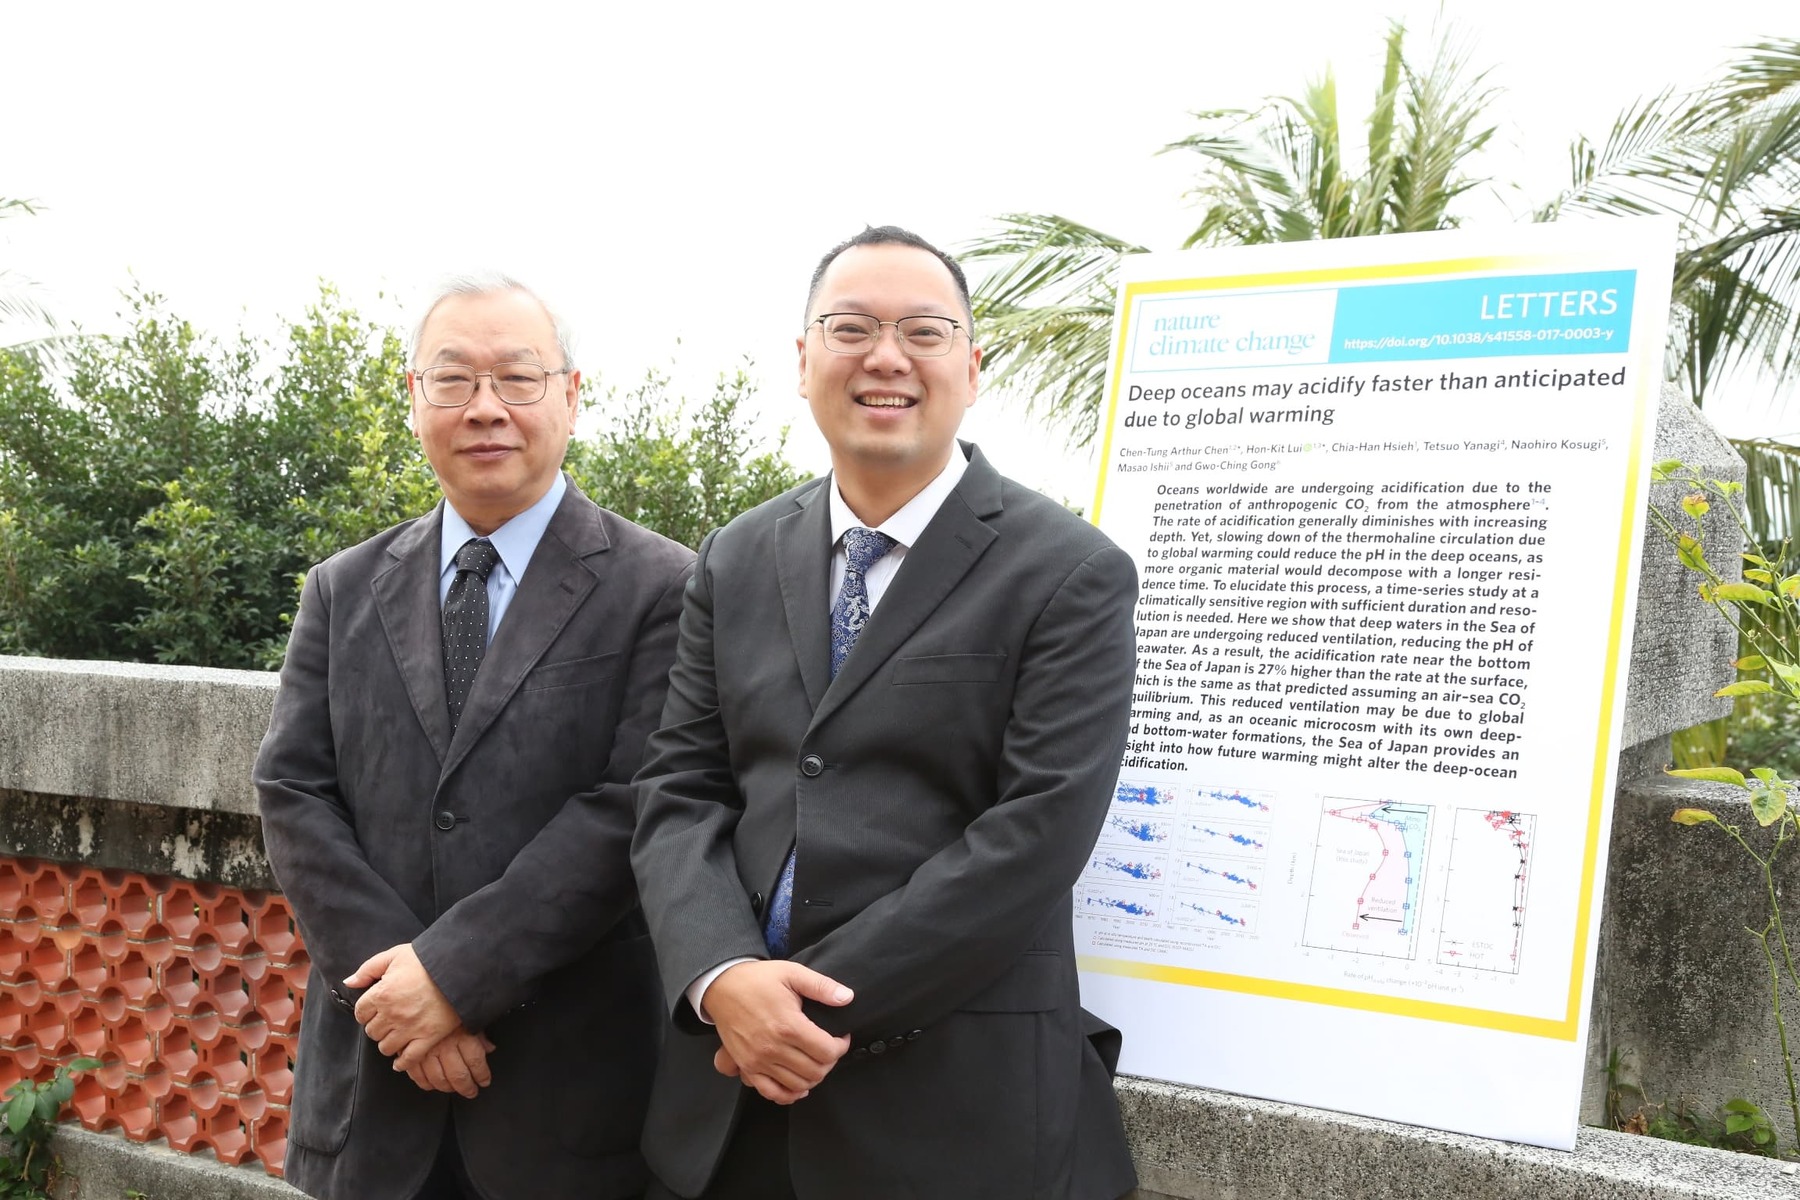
[565,369,582,432]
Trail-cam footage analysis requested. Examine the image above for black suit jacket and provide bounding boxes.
[631,445,1139,1199]
[255,479,693,1200]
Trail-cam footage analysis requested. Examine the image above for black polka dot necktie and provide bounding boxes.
[443,537,500,732]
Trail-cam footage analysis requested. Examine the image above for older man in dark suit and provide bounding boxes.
[255,276,693,1199]
[631,228,1140,1199]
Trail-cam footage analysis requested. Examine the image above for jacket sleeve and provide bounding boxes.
[796,542,1138,1039]
[254,565,427,994]
[630,531,773,1023]
[412,557,692,1031]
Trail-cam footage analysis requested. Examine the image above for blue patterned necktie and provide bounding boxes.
[764,527,898,956]
[442,537,499,732]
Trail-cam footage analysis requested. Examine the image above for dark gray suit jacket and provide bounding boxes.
[631,445,1139,1199]
[255,479,693,1200]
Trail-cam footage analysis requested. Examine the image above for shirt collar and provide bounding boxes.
[828,444,969,550]
[440,472,568,583]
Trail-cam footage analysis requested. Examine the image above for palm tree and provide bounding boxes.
[965,22,1499,446]
[0,197,55,346]
[968,30,1799,446]
[1539,39,1799,408]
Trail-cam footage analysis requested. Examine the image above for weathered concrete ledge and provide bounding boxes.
[0,656,274,815]
[46,1078,1800,1200]
[1119,1077,1800,1200]
[49,1125,300,1198]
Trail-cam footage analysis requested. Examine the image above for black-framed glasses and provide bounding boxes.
[415,362,571,407]
[810,313,966,358]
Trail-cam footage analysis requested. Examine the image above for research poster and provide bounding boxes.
[1076,220,1676,1149]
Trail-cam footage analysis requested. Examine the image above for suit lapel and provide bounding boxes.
[776,482,834,711]
[439,483,608,782]
[811,446,1002,730]
[372,504,454,763]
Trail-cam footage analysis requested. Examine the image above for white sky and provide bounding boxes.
[4,1,1794,504]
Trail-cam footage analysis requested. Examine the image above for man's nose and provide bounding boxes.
[862,325,913,370]
[463,376,512,418]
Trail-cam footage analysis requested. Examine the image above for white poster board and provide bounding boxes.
[1076,220,1676,1149]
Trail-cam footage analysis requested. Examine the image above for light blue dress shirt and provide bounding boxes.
[437,473,567,643]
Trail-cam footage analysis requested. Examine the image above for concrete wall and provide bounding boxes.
[3,387,1788,1199]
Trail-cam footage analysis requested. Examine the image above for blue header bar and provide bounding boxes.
[1328,270,1637,363]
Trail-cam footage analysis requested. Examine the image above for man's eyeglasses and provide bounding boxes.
[415,363,571,407]
[809,313,966,358]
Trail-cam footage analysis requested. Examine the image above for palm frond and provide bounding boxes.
[963,216,1150,446]
[1734,437,1800,549]
[1694,38,1800,124]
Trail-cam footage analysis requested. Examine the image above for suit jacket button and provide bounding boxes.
[751,892,765,916]
[867,1039,887,1055]
[434,811,457,831]
[799,754,824,777]
[853,1046,869,1060]
[907,1029,922,1041]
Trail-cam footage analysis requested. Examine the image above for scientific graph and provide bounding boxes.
[1302,798,1433,960]
[1079,777,1273,937]
[1078,882,1163,923]
[1170,892,1260,933]
[1175,855,1261,895]
[1188,785,1275,821]
[1177,820,1269,861]
[1436,809,1536,974]
[1113,782,1180,809]
[1087,851,1167,884]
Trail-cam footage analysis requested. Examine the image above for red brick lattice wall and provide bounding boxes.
[0,856,304,1176]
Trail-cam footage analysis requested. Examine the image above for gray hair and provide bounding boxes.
[408,272,576,369]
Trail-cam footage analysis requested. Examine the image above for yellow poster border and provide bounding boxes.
[1082,251,1652,1042]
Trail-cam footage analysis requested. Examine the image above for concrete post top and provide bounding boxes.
[0,654,276,689]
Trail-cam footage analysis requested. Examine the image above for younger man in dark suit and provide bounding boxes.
[632,228,1139,1199]
[256,276,693,1199]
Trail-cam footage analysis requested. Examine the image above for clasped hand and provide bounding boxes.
[703,960,853,1106]
[349,942,495,1098]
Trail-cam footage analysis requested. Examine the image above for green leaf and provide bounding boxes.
[1672,807,1720,825]
[33,1089,56,1122]
[1667,766,1748,786]
[4,1092,34,1135]
[1744,552,1770,567]
[1751,784,1789,826]
[65,1057,100,1073]
[1654,458,1685,477]
[1782,578,1800,599]
[1714,582,1775,605]
[1744,569,1774,584]
[1735,654,1769,670]
[47,1073,73,1106]
[1681,492,1711,518]
[1678,534,1709,572]
[1751,767,1783,783]
[1726,1113,1756,1134]
[1719,481,1745,497]
[1716,680,1776,696]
